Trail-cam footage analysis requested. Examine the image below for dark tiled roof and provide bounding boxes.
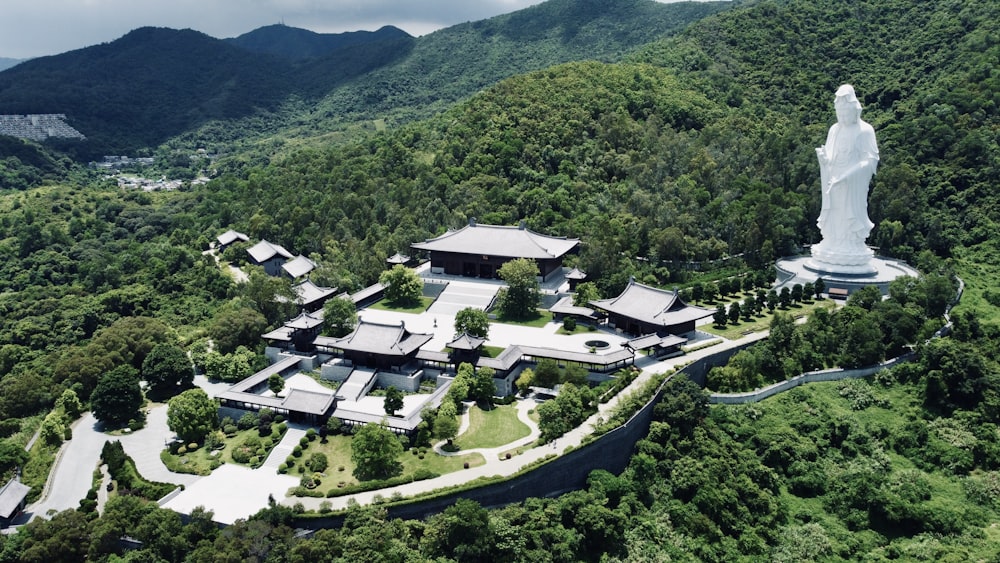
[411,222,578,259]
[447,332,486,351]
[590,278,713,327]
[548,296,600,319]
[292,280,338,306]
[314,319,433,357]
[0,480,30,519]
[387,252,410,264]
[217,230,249,246]
[247,239,294,263]
[282,255,317,278]
[627,333,687,350]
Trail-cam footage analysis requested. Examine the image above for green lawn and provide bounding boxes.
[495,309,554,327]
[701,298,836,339]
[161,424,286,475]
[454,404,531,450]
[290,431,484,490]
[369,296,434,314]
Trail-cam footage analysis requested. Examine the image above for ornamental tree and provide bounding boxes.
[167,388,219,444]
[496,258,540,320]
[383,386,404,416]
[351,421,403,480]
[454,307,490,339]
[91,365,143,427]
[323,296,358,337]
[268,373,285,396]
[142,342,193,400]
[379,265,423,306]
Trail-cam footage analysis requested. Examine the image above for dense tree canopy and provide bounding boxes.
[167,388,219,443]
[90,365,143,427]
[141,342,193,399]
[351,421,403,480]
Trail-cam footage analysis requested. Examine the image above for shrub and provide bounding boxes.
[298,465,305,474]
[237,412,258,430]
[187,443,199,451]
[299,436,309,447]
[308,452,328,473]
[275,414,285,423]
[563,317,577,331]
[319,501,332,513]
[249,456,260,467]
[292,445,302,457]
[306,428,317,441]
[278,463,287,473]
[223,424,238,436]
[177,445,187,455]
[231,446,253,464]
[285,456,295,466]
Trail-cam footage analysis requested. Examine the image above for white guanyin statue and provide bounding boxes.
[809,84,879,274]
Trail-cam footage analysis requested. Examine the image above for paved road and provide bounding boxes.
[25,413,107,520]
[117,406,201,487]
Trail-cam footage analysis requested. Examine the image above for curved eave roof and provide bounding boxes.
[411,223,578,259]
[247,239,294,263]
[591,279,713,327]
[314,320,433,357]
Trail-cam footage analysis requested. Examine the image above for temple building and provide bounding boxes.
[590,278,714,336]
[411,219,579,281]
[314,319,433,371]
[247,239,294,276]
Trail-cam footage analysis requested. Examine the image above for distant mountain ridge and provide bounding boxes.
[0,58,21,72]
[225,24,411,60]
[0,0,733,157]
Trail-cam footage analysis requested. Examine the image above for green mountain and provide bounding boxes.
[224,24,411,60]
[0,26,415,158]
[0,0,732,159]
[294,0,734,134]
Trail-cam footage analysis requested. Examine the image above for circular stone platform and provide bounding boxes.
[775,254,921,296]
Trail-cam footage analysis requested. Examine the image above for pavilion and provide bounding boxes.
[411,219,579,281]
[590,278,714,336]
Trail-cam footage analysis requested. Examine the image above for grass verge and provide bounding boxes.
[454,405,530,450]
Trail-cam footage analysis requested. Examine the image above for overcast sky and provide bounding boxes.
[0,1,555,59]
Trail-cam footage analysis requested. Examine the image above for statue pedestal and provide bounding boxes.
[775,254,920,297]
[806,242,877,275]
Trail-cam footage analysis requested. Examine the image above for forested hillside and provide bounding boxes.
[0,27,412,158]
[296,0,733,130]
[0,0,730,160]
[224,24,411,60]
[0,0,998,560]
